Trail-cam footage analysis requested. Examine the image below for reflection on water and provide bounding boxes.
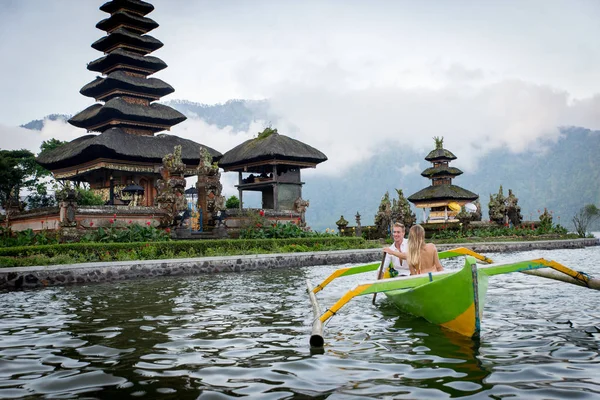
[0,246,599,398]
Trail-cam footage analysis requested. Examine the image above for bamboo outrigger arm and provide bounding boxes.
[306,279,325,348]
[522,268,600,289]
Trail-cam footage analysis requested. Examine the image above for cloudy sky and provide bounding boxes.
[0,0,599,178]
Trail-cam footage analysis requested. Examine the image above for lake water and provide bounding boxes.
[0,244,599,399]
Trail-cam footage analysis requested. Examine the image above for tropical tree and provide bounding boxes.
[226,195,240,209]
[572,204,600,238]
[40,138,67,153]
[0,149,47,209]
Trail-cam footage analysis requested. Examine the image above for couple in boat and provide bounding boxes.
[382,222,444,277]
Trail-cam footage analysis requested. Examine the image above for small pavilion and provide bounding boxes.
[408,137,478,223]
[36,0,221,206]
[218,128,327,213]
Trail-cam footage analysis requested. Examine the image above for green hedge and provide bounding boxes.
[0,237,368,266]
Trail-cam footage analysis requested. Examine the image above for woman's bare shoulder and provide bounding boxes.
[424,243,438,251]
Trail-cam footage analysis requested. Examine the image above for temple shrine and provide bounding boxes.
[36,0,221,207]
[9,1,327,237]
[408,137,478,223]
[218,128,327,228]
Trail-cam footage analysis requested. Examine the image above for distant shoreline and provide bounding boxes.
[1,237,598,291]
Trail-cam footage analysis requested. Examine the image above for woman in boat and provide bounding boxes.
[383,224,443,275]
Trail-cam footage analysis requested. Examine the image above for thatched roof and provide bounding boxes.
[425,148,457,161]
[408,185,478,203]
[91,28,163,54]
[218,132,327,170]
[96,10,158,35]
[80,71,174,101]
[87,49,167,75]
[36,127,222,170]
[421,166,463,178]
[69,98,186,131]
[100,0,154,16]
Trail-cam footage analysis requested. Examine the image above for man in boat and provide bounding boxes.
[384,224,444,275]
[380,222,410,278]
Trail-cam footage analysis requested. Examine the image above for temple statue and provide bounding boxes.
[155,145,187,226]
[196,146,225,231]
[294,197,310,227]
[374,191,392,238]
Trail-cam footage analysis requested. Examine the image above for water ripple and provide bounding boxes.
[0,246,598,398]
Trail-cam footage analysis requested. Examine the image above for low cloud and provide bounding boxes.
[171,118,270,199]
[396,163,422,177]
[0,118,85,154]
[0,124,40,152]
[265,77,598,175]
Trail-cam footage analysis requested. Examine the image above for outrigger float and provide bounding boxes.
[307,247,600,348]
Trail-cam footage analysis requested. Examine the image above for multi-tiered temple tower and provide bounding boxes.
[37,0,221,206]
[408,137,478,223]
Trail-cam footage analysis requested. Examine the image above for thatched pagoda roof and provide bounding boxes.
[218,131,327,171]
[96,10,158,34]
[69,98,186,132]
[425,148,457,162]
[100,0,154,16]
[80,71,174,101]
[87,48,167,76]
[36,127,221,171]
[421,166,463,178]
[91,28,163,54]
[408,185,478,203]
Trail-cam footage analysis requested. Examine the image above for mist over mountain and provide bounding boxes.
[20,114,69,131]
[305,126,599,231]
[21,101,599,232]
[163,99,276,132]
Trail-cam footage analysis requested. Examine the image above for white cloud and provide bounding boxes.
[397,163,422,177]
[0,118,85,154]
[1,0,599,182]
[0,124,41,152]
[265,76,597,175]
[171,118,270,199]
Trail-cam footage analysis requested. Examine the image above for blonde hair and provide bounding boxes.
[407,224,425,273]
[393,222,405,230]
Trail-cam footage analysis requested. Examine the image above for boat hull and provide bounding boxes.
[384,261,488,337]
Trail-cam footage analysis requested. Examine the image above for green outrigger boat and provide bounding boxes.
[307,248,599,348]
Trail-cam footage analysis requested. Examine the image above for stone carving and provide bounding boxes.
[355,211,362,237]
[196,146,225,231]
[489,186,522,226]
[293,197,310,227]
[155,145,187,226]
[390,188,416,229]
[374,191,392,238]
[488,185,506,225]
[506,189,523,226]
[293,197,310,214]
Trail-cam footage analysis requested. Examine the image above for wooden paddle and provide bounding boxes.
[372,251,387,304]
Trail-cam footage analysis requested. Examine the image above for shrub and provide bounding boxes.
[225,195,240,209]
[0,237,369,267]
